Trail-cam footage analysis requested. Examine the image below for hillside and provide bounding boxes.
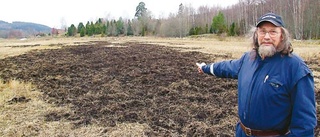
[0,20,51,38]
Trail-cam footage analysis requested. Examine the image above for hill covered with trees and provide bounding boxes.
[0,20,51,38]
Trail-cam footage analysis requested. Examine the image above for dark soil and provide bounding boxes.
[0,41,318,136]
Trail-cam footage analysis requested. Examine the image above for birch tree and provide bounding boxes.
[179,3,184,38]
[290,0,305,39]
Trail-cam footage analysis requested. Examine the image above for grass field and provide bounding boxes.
[0,36,319,136]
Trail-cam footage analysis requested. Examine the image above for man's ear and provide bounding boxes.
[280,28,285,41]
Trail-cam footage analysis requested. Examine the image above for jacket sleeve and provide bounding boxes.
[287,74,317,137]
[202,53,246,79]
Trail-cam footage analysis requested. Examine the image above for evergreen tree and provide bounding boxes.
[127,20,133,36]
[116,18,125,35]
[135,2,147,18]
[102,24,107,35]
[211,12,227,34]
[228,22,236,36]
[85,21,94,36]
[80,27,86,37]
[67,24,77,36]
[77,22,85,33]
[189,27,196,35]
[98,18,103,24]
[90,21,95,35]
[85,21,92,36]
[134,2,149,36]
[94,20,101,34]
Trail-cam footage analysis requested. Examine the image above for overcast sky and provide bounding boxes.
[1,0,238,28]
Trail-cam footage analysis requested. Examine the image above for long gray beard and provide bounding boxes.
[258,45,276,59]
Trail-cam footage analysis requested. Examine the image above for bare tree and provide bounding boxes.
[179,3,184,38]
[60,17,67,30]
[288,0,305,40]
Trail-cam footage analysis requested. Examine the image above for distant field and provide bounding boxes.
[1,36,319,60]
[0,36,319,136]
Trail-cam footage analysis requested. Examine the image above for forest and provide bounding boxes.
[64,0,320,40]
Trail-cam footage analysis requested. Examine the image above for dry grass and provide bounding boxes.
[0,79,115,137]
[0,37,107,59]
[0,36,319,136]
[107,123,151,137]
[0,80,66,136]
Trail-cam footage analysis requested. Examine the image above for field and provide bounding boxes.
[0,36,319,136]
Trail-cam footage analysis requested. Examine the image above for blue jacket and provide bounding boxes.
[202,51,316,137]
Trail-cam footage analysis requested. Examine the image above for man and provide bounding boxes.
[197,13,317,136]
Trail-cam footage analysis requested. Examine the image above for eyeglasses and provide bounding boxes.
[257,29,280,38]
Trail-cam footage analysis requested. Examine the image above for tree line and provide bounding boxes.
[65,0,320,40]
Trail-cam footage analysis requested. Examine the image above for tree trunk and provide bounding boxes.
[292,0,304,40]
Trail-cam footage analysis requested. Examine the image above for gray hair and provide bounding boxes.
[249,26,293,59]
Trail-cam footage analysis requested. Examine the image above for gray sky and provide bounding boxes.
[1,0,238,28]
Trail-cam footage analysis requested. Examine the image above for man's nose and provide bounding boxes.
[263,32,271,39]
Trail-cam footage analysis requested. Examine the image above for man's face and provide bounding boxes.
[257,22,282,58]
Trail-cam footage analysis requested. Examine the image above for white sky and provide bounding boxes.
[1,0,238,28]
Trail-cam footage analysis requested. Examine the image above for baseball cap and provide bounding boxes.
[256,13,285,27]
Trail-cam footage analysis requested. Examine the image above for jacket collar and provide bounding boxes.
[257,52,283,63]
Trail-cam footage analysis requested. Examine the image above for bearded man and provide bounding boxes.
[197,13,316,137]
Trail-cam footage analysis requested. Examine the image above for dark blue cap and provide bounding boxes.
[256,13,285,27]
